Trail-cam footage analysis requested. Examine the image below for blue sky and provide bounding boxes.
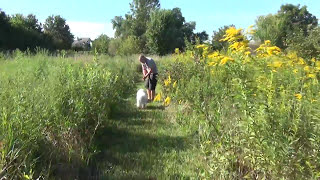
[1,0,319,40]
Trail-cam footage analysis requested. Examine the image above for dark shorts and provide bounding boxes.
[145,73,158,90]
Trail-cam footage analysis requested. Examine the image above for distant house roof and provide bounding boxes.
[72,38,92,47]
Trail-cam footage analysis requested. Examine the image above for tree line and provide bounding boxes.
[0,10,74,51]
[1,1,319,58]
[93,0,208,56]
[93,2,320,59]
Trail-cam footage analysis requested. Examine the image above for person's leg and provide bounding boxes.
[145,76,152,101]
[147,89,151,100]
[151,74,157,100]
[151,90,155,100]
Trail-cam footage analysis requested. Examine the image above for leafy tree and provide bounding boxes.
[118,36,141,55]
[112,16,125,38]
[44,15,74,49]
[279,4,317,36]
[287,27,320,59]
[8,14,46,50]
[108,38,122,56]
[182,21,196,43]
[254,15,286,48]
[92,34,110,54]
[254,4,317,48]
[111,0,160,52]
[212,25,235,51]
[146,8,187,55]
[10,14,42,32]
[0,10,11,50]
[192,31,209,44]
[129,0,160,37]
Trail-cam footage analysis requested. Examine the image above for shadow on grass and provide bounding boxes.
[146,104,165,110]
[90,101,189,179]
[92,126,188,179]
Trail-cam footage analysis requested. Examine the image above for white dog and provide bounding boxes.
[136,89,148,109]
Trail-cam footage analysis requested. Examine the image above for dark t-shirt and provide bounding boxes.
[142,57,158,74]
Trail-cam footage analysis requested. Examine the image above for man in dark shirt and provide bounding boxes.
[139,54,158,102]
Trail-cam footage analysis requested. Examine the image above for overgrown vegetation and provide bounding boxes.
[0,51,137,179]
[157,26,320,179]
[1,1,320,179]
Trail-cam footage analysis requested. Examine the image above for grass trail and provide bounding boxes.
[93,82,200,179]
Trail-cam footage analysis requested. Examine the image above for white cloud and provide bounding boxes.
[67,21,115,40]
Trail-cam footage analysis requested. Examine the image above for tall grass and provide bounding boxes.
[0,52,138,179]
[158,49,320,179]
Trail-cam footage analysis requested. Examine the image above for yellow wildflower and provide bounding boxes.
[175,48,180,54]
[316,61,320,71]
[196,44,206,49]
[173,81,177,88]
[208,51,220,59]
[220,27,243,42]
[267,46,281,56]
[272,61,282,68]
[295,93,302,101]
[293,69,298,74]
[164,96,171,106]
[304,66,311,72]
[308,73,316,79]
[265,40,271,45]
[219,56,233,65]
[164,75,172,86]
[208,61,217,67]
[298,58,306,65]
[311,58,316,63]
[154,93,161,102]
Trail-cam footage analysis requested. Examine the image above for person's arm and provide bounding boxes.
[142,66,148,76]
[143,67,152,80]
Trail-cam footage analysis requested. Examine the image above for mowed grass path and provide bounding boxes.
[93,82,201,179]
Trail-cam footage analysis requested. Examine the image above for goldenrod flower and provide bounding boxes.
[196,44,206,49]
[256,40,281,57]
[295,93,302,101]
[164,96,171,106]
[219,56,233,65]
[154,93,161,102]
[304,66,311,72]
[175,48,180,54]
[173,81,177,88]
[316,61,320,71]
[308,73,316,79]
[272,61,282,68]
[298,58,306,65]
[265,40,271,45]
[164,75,172,86]
[208,51,220,59]
[208,61,217,67]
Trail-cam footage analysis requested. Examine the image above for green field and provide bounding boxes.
[1,43,320,179]
[0,52,204,179]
